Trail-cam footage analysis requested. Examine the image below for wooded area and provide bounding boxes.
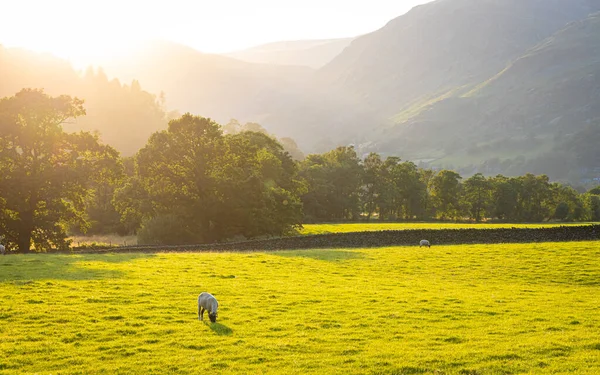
[1,90,599,252]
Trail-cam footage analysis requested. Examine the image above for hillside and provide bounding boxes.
[93,0,600,159]
[224,38,354,68]
[97,40,376,152]
[4,0,600,182]
[373,13,600,182]
[219,0,600,158]
[0,45,168,156]
[98,41,312,124]
[320,0,600,113]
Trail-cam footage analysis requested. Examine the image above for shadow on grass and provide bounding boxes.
[0,253,155,282]
[274,249,365,262]
[205,322,233,336]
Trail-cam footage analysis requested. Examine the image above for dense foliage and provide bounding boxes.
[0,89,122,252]
[0,90,598,251]
[114,114,303,245]
[299,150,600,223]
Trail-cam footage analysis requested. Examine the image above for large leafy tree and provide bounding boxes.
[124,114,303,244]
[134,114,225,243]
[299,146,362,221]
[218,131,303,239]
[515,174,553,222]
[0,89,121,252]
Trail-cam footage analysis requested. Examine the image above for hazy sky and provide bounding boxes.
[1,0,432,64]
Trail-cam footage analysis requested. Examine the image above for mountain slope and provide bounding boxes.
[97,40,378,153]
[373,13,600,181]
[224,38,354,68]
[319,0,600,118]
[98,41,313,123]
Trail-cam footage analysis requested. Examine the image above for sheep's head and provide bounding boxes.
[209,312,217,323]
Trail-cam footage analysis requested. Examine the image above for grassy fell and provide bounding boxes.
[1,242,599,374]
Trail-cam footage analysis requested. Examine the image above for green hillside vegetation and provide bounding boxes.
[375,12,600,182]
[0,45,168,156]
[319,0,600,119]
[2,242,599,374]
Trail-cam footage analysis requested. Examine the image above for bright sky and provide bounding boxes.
[0,0,432,65]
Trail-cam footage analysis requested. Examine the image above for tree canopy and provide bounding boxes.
[115,114,303,245]
[0,89,121,252]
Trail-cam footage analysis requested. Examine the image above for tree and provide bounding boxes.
[553,202,570,221]
[361,153,383,220]
[430,170,463,220]
[134,114,226,243]
[129,114,303,244]
[463,173,492,221]
[393,161,427,220]
[490,175,519,221]
[279,137,305,161]
[221,131,303,238]
[299,146,362,221]
[377,157,402,220]
[222,119,241,135]
[583,193,600,221]
[551,184,587,222]
[0,89,121,252]
[516,174,553,222]
[241,122,268,134]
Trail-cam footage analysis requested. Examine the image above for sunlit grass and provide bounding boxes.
[300,222,597,235]
[1,242,599,374]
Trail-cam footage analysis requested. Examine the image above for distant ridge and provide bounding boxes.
[224,38,354,68]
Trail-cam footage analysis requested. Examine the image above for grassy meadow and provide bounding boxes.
[1,242,600,374]
[299,222,597,235]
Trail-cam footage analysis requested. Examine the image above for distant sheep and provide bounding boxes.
[0,244,5,255]
[419,240,431,248]
[198,292,219,323]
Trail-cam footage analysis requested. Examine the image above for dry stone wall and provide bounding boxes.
[69,225,600,254]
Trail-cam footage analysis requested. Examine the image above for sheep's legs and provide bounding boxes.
[199,306,205,320]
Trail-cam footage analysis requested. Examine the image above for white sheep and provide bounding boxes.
[198,292,219,323]
[0,244,5,255]
[419,240,431,248]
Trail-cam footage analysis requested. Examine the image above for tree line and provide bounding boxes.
[1,90,599,252]
[300,147,600,224]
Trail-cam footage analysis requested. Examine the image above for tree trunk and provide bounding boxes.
[17,211,33,253]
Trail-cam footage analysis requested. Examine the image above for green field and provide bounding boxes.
[1,242,599,374]
[300,222,597,235]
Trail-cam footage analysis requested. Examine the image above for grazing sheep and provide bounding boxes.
[419,240,431,248]
[198,292,219,323]
[0,244,5,255]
